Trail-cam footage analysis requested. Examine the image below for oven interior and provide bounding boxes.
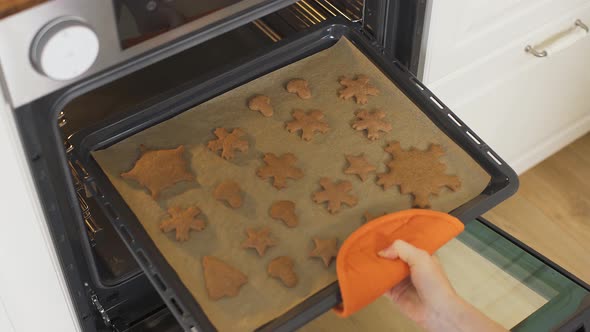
[16,1,427,331]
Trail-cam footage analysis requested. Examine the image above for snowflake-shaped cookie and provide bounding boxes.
[351,109,392,140]
[159,206,206,242]
[207,128,249,160]
[376,142,461,208]
[120,145,194,199]
[256,153,304,189]
[285,109,330,141]
[338,75,380,105]
[312,177,358,214]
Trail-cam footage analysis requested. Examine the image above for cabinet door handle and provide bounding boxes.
[525,19,589,57]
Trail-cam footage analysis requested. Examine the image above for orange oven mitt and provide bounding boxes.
[333,209,464,317]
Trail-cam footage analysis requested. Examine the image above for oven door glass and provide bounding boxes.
[300,218,589,331]
[115,0,249,48]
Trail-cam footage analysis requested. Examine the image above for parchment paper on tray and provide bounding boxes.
[92,38,490,331]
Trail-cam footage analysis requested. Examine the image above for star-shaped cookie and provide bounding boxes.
[241,227,278,257]
[159,206,206,242]
[120,145,194,199]
[256,153,304,189]
[344,154,376,182]
[309,237,338,267]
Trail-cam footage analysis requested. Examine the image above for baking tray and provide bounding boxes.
[70,19,518,331]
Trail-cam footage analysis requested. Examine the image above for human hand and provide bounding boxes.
[379,240,507,332]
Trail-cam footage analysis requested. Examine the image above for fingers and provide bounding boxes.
[378,244,399,259]
[379,240,430,268]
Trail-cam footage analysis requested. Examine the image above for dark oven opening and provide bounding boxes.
[15,1,426,331]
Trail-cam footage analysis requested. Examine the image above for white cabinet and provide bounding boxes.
[421,0,590,174]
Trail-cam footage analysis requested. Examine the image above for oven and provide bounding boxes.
[0,1,589,331]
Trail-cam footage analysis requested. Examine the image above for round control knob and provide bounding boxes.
[30,18,99,81]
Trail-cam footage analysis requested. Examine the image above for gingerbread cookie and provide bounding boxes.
[286,79,312,99]
[248,95,273,117]
[256,153,304,189]
[269,201,298,228]
[338,75,379,105]
[309,237,338,267]
[351,109,392,140]
[312,178,358,214]
[285,109,330,141]
[268,256,297,288]
[121,145,194,199]
[377,142,461,208]
[213,180,243,208]
[344,154,376,182]
[202,256,247,300]
[241,227,278,257]
[159,206,205,242]
[207,128,249,160]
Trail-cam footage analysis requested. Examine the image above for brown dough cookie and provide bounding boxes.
[309,237,338,267]
[248,95,273,117]
[207,127,249,160]
[312,177,358,214]
[256,153,304,189]
[202,256,247,300]
[269,201,298,228]
[268,256,298,288]
[241,227,278,257]
[286,79,312,99]
[338,74,380,105]
[351,109,392,140]
[213,180,243,208]
[285,109,330,141]
[159,206,206,242]
[121,145,194,199]
[377,142,461,208]
[344,154,376,182]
